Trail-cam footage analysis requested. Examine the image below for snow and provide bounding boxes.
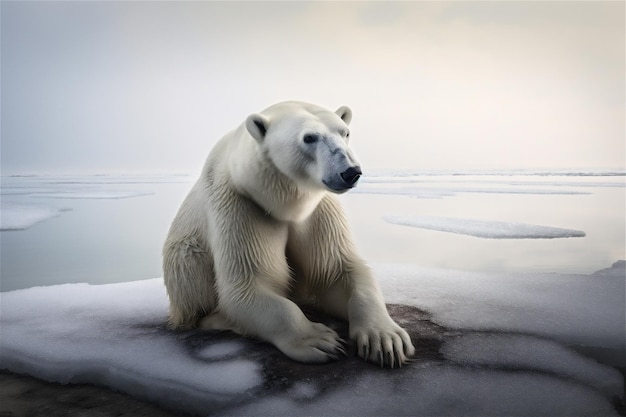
[376,261,625,351]
[229,367,618,417]
[441,333,623,398]
[196,341,246,360]
[0,204,70,231]
[383,215,586,239]
[0,280,263,414]
[1,262,623,416]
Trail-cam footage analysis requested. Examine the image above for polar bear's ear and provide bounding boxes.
[245,113,270,143]
[335,106,352,125]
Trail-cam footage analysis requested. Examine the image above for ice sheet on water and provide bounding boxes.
[360,176,625,188]
[1,263,623,415]
[0,203,70,231]
[1,175,159,231]
[383,214,586,239]
[375,261,626,353]
[354,184,589,197]
[441,333,623,398]
[356,169,623,197]
[3,173,194,185]
[364,168,626,177]
[31,191,155,199]
[0,280,263,413]
[2,174,164,200]
[228,367,618,417]
[353,187,454,199]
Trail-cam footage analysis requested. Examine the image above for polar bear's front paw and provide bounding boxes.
[274,322,345,364]
[350,320,415,368]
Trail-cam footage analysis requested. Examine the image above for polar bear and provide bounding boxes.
[163,101,414,367]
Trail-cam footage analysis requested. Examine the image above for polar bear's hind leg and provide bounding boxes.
[163,238,217,330]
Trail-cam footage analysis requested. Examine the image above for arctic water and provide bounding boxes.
[1,170,624,291]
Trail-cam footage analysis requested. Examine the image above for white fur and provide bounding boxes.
[163,101,415,367]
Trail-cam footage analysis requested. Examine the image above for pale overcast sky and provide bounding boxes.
[1,1,624,174]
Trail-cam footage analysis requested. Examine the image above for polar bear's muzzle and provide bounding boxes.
[340,166,362,187]
[323,165,362,193]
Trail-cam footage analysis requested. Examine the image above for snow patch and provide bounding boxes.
[0,279,262,414]
[196,341,246,360]
[228,367,619,417]
[0,263,624,415]
[375,262,625,353]
[441,333,623,398]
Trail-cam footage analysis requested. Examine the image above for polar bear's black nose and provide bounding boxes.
[340,166,362,187]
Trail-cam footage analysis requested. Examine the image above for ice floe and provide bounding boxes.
[1,262,623,416]
[354,184,589,197]
[0,204,70,231]
[355,169,624,198]
[383,215,586,239]
[375,261,625,352]
[1,175,163,229]
[30,191,154,199]
[441,333,623,398]
[1,174,170,200]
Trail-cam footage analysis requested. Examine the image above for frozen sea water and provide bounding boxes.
[441,333,623,397]
[0,174,194,291]
[0,203,70,231]
[0,262,623,416]
[0,175,162,231]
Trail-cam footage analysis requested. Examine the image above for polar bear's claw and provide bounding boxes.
[275,322,345,363]
[351,323,415,368]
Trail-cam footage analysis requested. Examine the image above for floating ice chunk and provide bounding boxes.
[354,184,588,197]
[0,204,69,230]
[360,176,625,188]
[32,191,154,199]
[1,187,62,196]
[441,333,624,398]
[2,173,194,186]
[383,215,586,239]
[1,265,623,416]
[364,168,626,177]
[352,187,455,198]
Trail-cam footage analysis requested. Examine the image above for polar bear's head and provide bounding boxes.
[245,102,362,194]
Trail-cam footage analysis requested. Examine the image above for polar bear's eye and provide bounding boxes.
[303,134,319,144]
